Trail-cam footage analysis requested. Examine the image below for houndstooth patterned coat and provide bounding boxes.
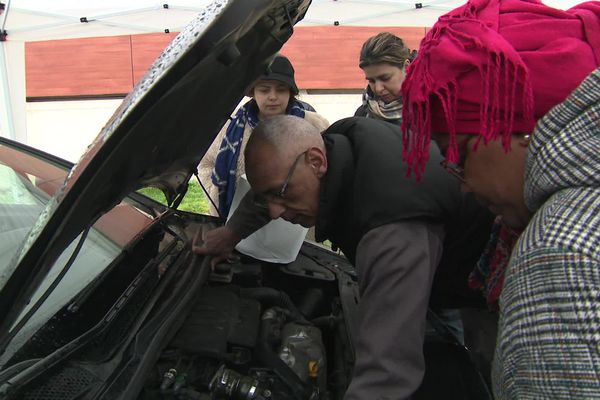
[493,68,600,399]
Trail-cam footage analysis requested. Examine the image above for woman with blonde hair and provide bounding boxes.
[355,32,412,124]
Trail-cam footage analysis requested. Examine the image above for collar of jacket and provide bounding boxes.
[314,133,355,244]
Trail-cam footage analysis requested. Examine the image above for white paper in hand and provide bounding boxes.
[227,175,308,264]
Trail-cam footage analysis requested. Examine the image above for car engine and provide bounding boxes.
[140,245,356,400]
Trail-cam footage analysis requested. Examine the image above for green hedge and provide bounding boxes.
[138,181,210,215]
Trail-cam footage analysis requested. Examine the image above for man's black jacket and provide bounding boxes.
[316,117,494,306]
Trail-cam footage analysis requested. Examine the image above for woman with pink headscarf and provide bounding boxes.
[401,0,600,397]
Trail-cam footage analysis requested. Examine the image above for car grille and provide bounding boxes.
[23,366,98,400]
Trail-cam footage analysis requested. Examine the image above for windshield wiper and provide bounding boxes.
[0,226,91,355]
[0,237,196,398]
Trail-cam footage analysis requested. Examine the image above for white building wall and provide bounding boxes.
[26,93,361,162]
[25,93,364,162]
[300,92,363,124]
[26,99,123,162]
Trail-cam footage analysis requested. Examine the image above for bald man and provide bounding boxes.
[195,115,493,399]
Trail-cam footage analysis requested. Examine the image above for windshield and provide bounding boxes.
[0,165,43,270]
[0,143,157,365]
[0,147,66,277]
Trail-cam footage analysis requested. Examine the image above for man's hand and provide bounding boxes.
[192,225,242,266]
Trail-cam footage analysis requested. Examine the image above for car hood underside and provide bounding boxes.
[0,0,311,349]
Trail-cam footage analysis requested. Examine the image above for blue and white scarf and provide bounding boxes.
[212,99,307,217]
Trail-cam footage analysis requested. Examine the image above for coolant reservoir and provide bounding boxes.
[278,323,327,391]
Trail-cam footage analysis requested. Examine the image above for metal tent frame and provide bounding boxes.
[0,0,584,142]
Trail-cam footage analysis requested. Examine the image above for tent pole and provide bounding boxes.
[0,0,15,140]
[0,0,9,31]
[0,43,16,140]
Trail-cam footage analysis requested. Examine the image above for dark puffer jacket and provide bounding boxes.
[317,117,494,305]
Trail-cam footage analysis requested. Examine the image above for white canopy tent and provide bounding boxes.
[0,0,584,148]
[0,0,216,143]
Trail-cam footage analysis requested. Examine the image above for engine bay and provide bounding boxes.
[140,244,356,400]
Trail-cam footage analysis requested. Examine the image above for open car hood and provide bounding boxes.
[0,0,311,341]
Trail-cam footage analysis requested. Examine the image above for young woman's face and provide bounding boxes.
[252,80,292,119]
[362,62,407,104]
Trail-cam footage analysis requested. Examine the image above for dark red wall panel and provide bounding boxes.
[131,32,178,83]
[26,36,134,97]
[282,26,426,90]
[25,27,426,98]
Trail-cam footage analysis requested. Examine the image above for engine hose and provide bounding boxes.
[239,287,307,323]
[311,315,341,328]
[298,288,325,319]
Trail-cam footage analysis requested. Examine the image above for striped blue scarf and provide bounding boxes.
[212,99,307,217]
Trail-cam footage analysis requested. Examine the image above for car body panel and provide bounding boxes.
[0,0,311,345]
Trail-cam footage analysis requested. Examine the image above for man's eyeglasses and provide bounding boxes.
[437,135,474,183]
[252,150,308,208]
[440,159,465,183]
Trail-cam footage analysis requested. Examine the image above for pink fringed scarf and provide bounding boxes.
[401,0,600,178]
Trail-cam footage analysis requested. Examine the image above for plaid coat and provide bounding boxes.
[493,68,600,398]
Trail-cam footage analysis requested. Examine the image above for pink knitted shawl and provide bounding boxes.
[401,0,600,178]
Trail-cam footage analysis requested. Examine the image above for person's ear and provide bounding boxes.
[306,147,327,177]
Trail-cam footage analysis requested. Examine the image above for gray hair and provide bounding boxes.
[245,115,324,161]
